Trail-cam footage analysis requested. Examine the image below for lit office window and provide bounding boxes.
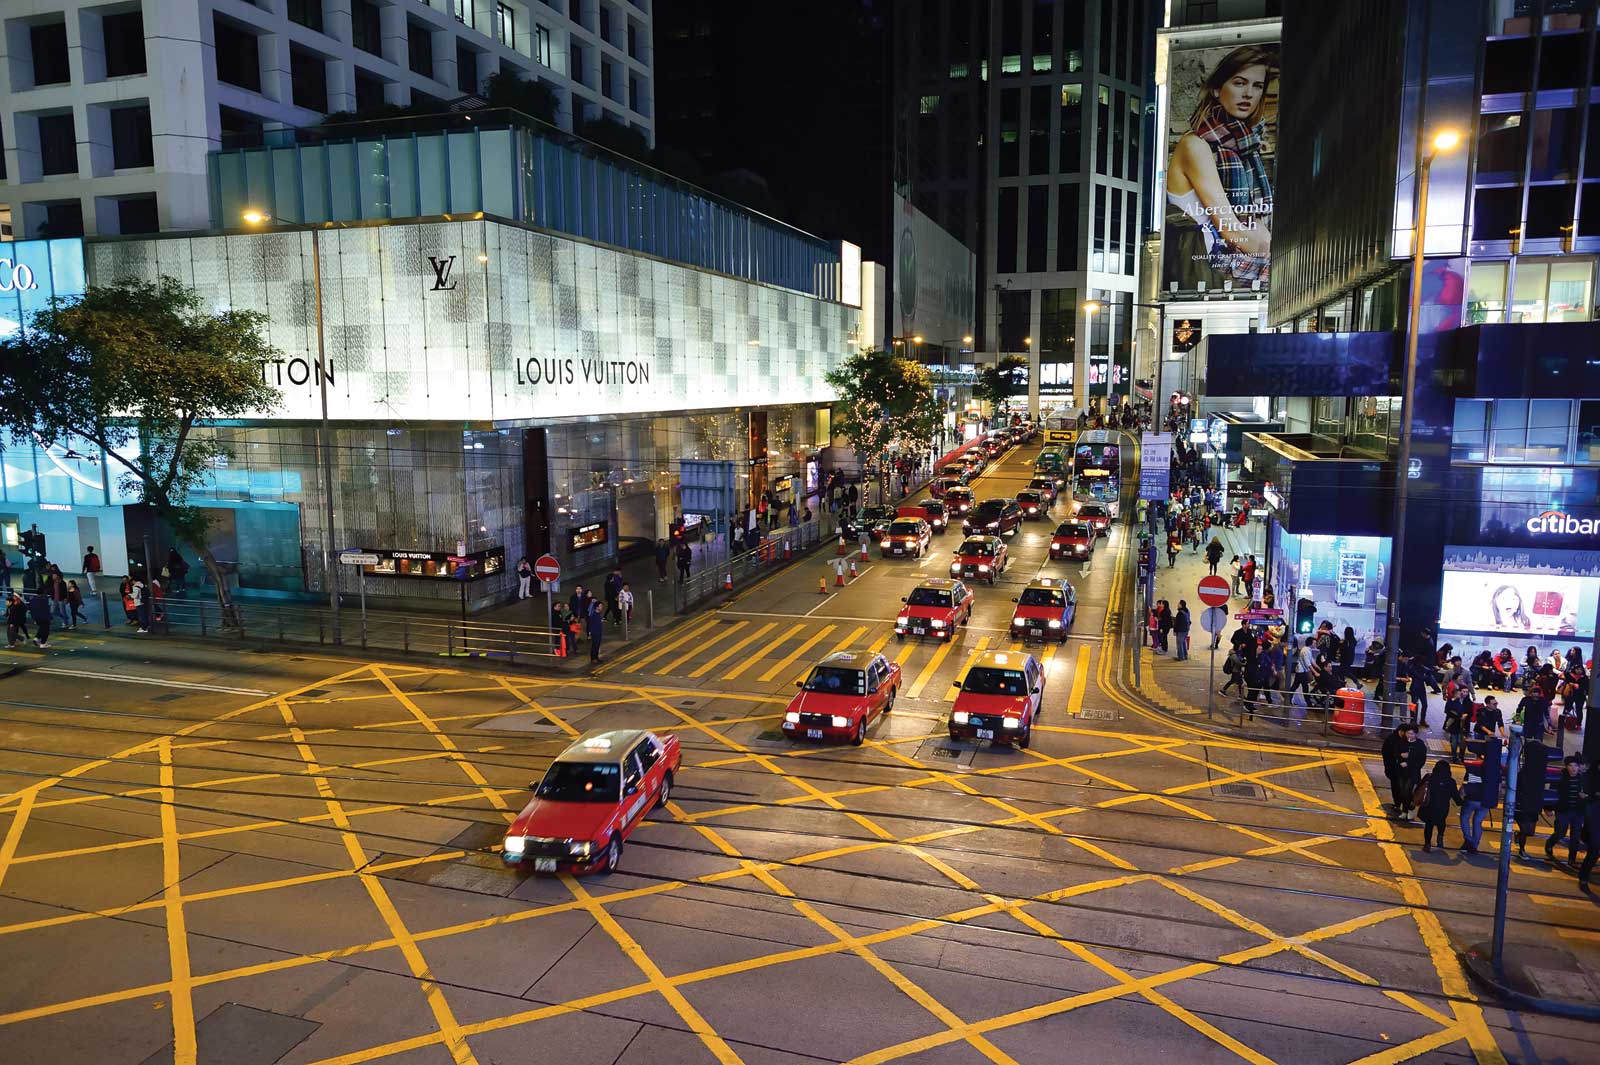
[1511,259,1593,322]
[536,25,551,66]
[1465,262,1507,324]
[498,3,517,50]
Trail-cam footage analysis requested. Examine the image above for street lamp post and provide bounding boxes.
[244,210,341,644]
[1380,129,1461,717]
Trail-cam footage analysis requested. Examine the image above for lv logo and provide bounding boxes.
[428,255,458,291]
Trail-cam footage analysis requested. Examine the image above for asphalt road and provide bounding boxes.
[0,440,1596,1065]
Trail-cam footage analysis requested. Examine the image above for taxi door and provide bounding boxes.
[619,746,654,832]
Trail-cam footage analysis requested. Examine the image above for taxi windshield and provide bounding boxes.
[888,521,922,536]
[1018,493,1041,503]
[537,761,621,803]
[957,539,996,557]
[803,666,867,695]
[1078,505,1108,517]
[947,488,972,498]
[922,501,945,514]
[907,587,954,608]
[1019,588,1066,608]
[1055,522,1091,538]
[973,502,1007,518]
[963,667,1029,695]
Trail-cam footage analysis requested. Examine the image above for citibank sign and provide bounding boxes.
[1526,510,1600,536]
[0,259,39,292]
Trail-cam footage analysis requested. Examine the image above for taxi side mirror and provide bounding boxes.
[900,597,908,603]
[1011,597,1019,603]
[794,680,804,688]
[625,784,639,797]
[950,680,962,689]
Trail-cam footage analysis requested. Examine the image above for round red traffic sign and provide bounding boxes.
[533,554,561,582]
[1197,574,1231,607]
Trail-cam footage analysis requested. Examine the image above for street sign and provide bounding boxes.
[533,554,561,582]
[1196,575,1230,607]
[1200,605,1229,634]
[339,552,380,566]
[1043,429,1077,445]
[1233,608,1284,620]
[1138,432,1173,502]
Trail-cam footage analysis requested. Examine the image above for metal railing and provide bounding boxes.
[146,597,564,663]
[673,517,835,611]
[1217,685,1417,739]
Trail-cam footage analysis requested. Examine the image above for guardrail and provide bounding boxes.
[673,517,835,611]
[1225,688,1418,739]
[145,598,564,663]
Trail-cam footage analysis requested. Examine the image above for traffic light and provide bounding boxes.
[19,528,45,559]
[1295,597,1316,635]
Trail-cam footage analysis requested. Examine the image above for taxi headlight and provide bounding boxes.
[978,564,990,572]
[568,840,593,857]
[951,711,970,724]
[1012,619,1025,628]
[880,539,891,548]
[831,715,850,728]
[1002,716,1021,729]
[987,522,999,529]
[1048,619,1062,628]
[503,835,526,854]
[950,564,961,575]
[930,619,946,628]
[785,710,800,723]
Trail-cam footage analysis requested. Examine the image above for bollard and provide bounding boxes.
[819,576,828,594]
[849,560,858,579]
[199,601,207,637]
[100,591,110,630]
[648,589,655,628]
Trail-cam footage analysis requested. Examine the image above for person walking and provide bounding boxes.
[1443,684,1470,764]
[618,582,634,626]
[81,546,101,594]
[49,571,69,627]
[515,556,532,600]
[586,600,605,663]
[654,539,671,582]
[1156,600,1173,654]
[603,568,624,624]
[130,578,148,633]
[1383,724,1423,820]
[1173,600,1192,661]
[66,580,85,628]
[1577,785,1600,886]
[1513,739,1551,858]
[1546,754,1588,866]
[1417,759,1463,852]
[1459,739,1503,855]
[1228,555,1242,595]
[1288,637,1315,705]
[1166,529,1182,569]
[28,591,53,649]
[1205,538,1224,576]
[676,542,692,583]
[6,592,29,646]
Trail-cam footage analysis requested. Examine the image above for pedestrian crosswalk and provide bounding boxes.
[610,611,1095,704]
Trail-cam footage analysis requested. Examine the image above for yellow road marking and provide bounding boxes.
[723,622,806,681]
[823,625,870,658]
[661,619,749,675]
[867,631,892,653]
[759,624,838,682]
[1067,644,1091,714]
[489,675,580,736]
[0,787,33,892]
[894,639,918,665]
[944,636,992,701]
[157,739,197,1065]
[621,615,722,673]
[907,632,962,698]
[371,666,512,817]
[687,622,771,678]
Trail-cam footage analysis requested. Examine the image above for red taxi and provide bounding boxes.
[782,651,900,745]
[502,729,680,873]
[961,451,986,475]
[949,651,1045,749]
[982,436,1006,458]
[1049,520,1097,560]
[1016,489,1049,520]
[930,476,964,500]
[949,535,1007,584]
[944,485,975,516]
[897,500,949,532]
[1010,577,1076,643]
[938,463,971,483]
[896,577,972,640]
[1025,476,1059,504]
[1075,502,1112,536]
[880,518,932,558]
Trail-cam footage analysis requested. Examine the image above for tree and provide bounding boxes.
[825,348,941,503]
[483,70,558,125]
[974,355,1029,413]
[0,276,282,618]
[578,115,652,162]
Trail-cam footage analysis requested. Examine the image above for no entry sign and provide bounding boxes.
[534,554,561,583]
[1196,574,1231,607]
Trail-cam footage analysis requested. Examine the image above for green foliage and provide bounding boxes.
[483,70,558,124]
[824,348,941,473]
[579,116,652,162]
[975,355,1029,410]
[0,276,282,550]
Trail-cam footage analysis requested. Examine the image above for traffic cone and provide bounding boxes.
[819,575,828,594]
[837,534,847,555]
[849,560,858,580]
[834,560,846,586]
[859,541,868,561]
[784,540,792,560]
[723,571,732,590]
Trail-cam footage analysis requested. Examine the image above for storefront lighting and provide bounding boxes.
[476,254,489,263]
[241,210,269,225]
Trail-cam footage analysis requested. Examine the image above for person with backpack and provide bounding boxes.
[1172,600,1192,661]
[1546,754,1587,866]
[1205,538,1224,576]
[1459,739,1503,855]
[82,546,102,594]
[1416,759,1463,852]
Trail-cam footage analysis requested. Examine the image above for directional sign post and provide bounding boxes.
[339,552,379,647]
[1200,604,1230,721]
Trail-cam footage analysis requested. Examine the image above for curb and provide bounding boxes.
[1461,942,1600,1021]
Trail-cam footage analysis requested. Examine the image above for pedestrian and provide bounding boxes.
[1475,694,1507,742]
[1458,738,1502,855]
[676,542,692,583]
[65,580,85,628]
[130,578,148,633]
[516,556,532,599]
[81,545,100,594]
[652,538,670,582]
[1516,686,1551,745]
[6,592,28,646]
[28,592,52,649]
[150,577,165,623]
[1156,599,1173,654]
[1288,637,1315,704]
[587,600,605,662]
[1173,600,1191,661]
[1513,739,1550,858]
[1494,646,1518,691]
[568,585,585,620]
[618,582,634,624]
[1546,754,1588,866]
[1578,786,1600,886]
[1408,654,1430,727]
[1417,759,1463,852]
[1338,625,1357,686]
[1443,684,1470,763]
[1205,538,1224,576]
[1563,655,1589,732]
[1240,555,1257,597]
[1221,643,1245,696]
[165,548,190,594]
[1147,606,1161,651]
[1383,724,1425,821]
[1166,529,1181,568]
[603,567,624,624]
[1228,554,1242,595]
[49,571,69,626]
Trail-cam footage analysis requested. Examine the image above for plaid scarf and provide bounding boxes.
[1193,106,1272,282]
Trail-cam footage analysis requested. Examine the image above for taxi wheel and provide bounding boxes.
[852,718,866,746]
[604,836,623,872]
[656,772,673,810]
[884,690,896,714]
[1017,722,1032,749]
[896,632,905,642]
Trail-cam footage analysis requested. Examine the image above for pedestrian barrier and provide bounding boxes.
[1233,687,1414,738]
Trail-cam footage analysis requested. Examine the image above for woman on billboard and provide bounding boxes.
[1165,45,1277,288]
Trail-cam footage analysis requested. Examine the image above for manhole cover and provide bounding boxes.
[912,738,977,768]
[150,692,187,703]
[1216,782,1265,800]
[1526,966,1600,1004]
[300,688,330,697]
[679,699,702,708]
[1077,707,1117,721]
[928,746,962,760]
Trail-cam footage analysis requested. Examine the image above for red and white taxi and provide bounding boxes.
[897,500,949,532]
[949,535,1007,584]
[1010,577,1076,643]
[944,486,976,516]
[896,577,973,641]
[948,651,1045,748]
[782,652,900,745]
[880,518,933,558]
[1049,520,1096,560]
[1075,502,1112,536]
[502,729,681,873]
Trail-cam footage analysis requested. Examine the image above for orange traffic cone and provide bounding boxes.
[849,560,858,580]
[819,576,828,594]
[723,572,733,590]
[859,541,868,561]
[836,534,847,555]
[834,560,846,586]
[784,540,792,560]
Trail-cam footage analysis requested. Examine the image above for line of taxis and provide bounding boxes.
[504,423,1114,874]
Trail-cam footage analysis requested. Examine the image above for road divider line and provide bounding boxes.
[723,622,806,681]
[657,619,747,675]
[31,667,270,696]
[687,623,771,678]
[823,625,869,658]
[868,632,893,654]
[907,635,960,699]
[944,637,992,702]
[1068,645,1092,714]
[621,616,722,674]
[759,624,838,683]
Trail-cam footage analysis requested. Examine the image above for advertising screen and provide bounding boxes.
[1162,42,1279,293]
[892,193,976,351]
[1438,569,1598,640]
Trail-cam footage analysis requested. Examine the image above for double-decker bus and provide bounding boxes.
[1071,431,1122,518]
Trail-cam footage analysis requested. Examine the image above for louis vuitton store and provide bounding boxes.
[83,214,862,609]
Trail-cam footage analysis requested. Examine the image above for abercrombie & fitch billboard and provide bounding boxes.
[1162,43,1280,293]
